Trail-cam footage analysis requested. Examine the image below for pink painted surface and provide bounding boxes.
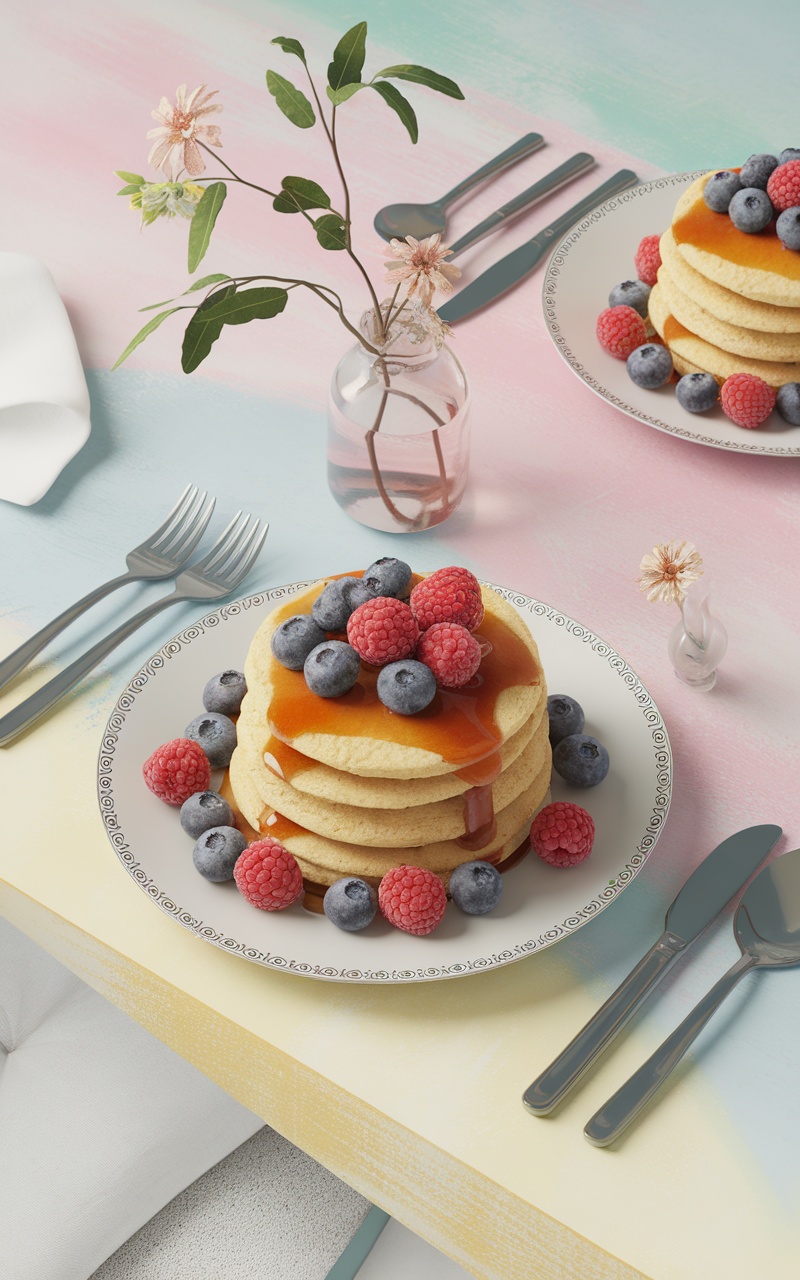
[2,3,800,1277]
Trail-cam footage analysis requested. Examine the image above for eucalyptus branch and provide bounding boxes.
[221,274,378,350]
[197,142,277,197]
[329,104,385,337]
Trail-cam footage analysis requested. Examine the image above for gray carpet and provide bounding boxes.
[90,1126,372,1280]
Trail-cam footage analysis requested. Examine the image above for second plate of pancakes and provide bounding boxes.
[543,170,800,456]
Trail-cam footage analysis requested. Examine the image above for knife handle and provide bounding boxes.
[447,152,595,258]
[522,929,687,1115]
[533,168,639,248]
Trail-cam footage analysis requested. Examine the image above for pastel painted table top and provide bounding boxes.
[2,3,799,1278]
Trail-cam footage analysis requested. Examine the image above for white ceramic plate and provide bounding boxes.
[543,172,800,456]
[98,582,672,983]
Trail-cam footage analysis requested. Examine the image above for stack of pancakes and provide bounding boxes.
[228,577,551,894]
[651,172,800,386]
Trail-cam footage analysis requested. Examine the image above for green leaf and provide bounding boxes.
[114,170,145,184]
[116,183,143,197]
[374,64,464,99]
[201,286,289,325]
[371,82,418,144]
[138,275,232,312]
[187,182,227,273]
[112,308,181,370]
[271,36,306,62]
[266,69,315,128]
[314,213,347,251]
[327,21,367,91]
[273,175,332,214]
[326,82,363,106]
[181,285,236,373]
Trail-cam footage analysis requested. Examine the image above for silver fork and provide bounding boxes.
[0,511,269,746]
[0,484,215,692]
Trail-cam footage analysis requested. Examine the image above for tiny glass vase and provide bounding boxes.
[668,583,728,691]
[326,302,470,533]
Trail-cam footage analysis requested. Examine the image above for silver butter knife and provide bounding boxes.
[438,168,638,323]
[447,152,595,258]
[522,823,782,1116]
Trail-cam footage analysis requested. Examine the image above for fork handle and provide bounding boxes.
[0,588,185,746]
[0,571,139,692]
[438,132,545,206]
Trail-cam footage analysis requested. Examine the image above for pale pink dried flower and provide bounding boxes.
[638,540,704,605]
[384,233,461,305]
[147,84,222,180]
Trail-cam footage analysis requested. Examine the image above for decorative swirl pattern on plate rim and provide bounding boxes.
[542,171,800,457]
[97,580,672,983]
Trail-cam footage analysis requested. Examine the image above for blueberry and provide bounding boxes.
[703,170,742,213]
[180,790,235,838]
[323,877,378,931]
[776,382,800,424]
[675,372,719,413]
[779,148,800,164]
[449,861,503,915]
[312,577,375,631]
[270,614,326,669]
[363,557,413,598]
[553,734,610,787]
[776,207,800,251]
[192,825,247,882]
[377,659,437,714]
[547,694,585,747]
[608,279,651,319]
[729,187,774,233]
[202,669,247,715]
[626,343,673,389]
[184,711,238,769]
[303,640,361,697]
[739,153,779,190]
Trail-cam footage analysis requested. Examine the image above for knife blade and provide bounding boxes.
[522,823,782,1116]
[438,168,638,324]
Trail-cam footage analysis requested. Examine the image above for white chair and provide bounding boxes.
[0,918,471,1279]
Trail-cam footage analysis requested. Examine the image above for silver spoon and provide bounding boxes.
[373,132,544,242]
[585,846,800,1147]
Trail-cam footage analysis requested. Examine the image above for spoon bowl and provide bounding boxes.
[585,847,800,1146]
[373,131,544,243]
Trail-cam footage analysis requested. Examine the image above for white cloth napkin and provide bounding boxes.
[0,253,91,506]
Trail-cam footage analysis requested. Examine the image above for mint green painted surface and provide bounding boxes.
[269,0,800,170]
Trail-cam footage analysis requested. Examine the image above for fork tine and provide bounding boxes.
[224,522,269,588]
[160,492,215,561]
[146,484,199,551]
[210,516,258,577]
[218,519,263,581]
[188,510,246,572]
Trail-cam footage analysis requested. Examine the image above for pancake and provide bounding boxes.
[656,262,800,363]
[659,227,800,334]
[237,711,551,848]
[649,281,800,386]
[671,173,800,309]
[229,744,552,888]
[236,692,545,809]
[241,578,545,779]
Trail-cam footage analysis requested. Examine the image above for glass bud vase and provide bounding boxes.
[327,302,470,533]
[668,583,728,691]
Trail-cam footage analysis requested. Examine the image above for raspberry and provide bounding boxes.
[416,622,481,689]
[233,838,303,911]
[720,373,776,428]
[530,802,595,868]
[142,737,211,806]
[378,865,447,935]
[766,160,800,213]
[346,597,419,666]
[634,234,662,286]
[409,566,484,632]
[595,306,647,360]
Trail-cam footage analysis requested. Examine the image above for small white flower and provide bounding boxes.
[638,540,704,605]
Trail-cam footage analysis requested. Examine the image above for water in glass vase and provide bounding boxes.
[327,305,470,533]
